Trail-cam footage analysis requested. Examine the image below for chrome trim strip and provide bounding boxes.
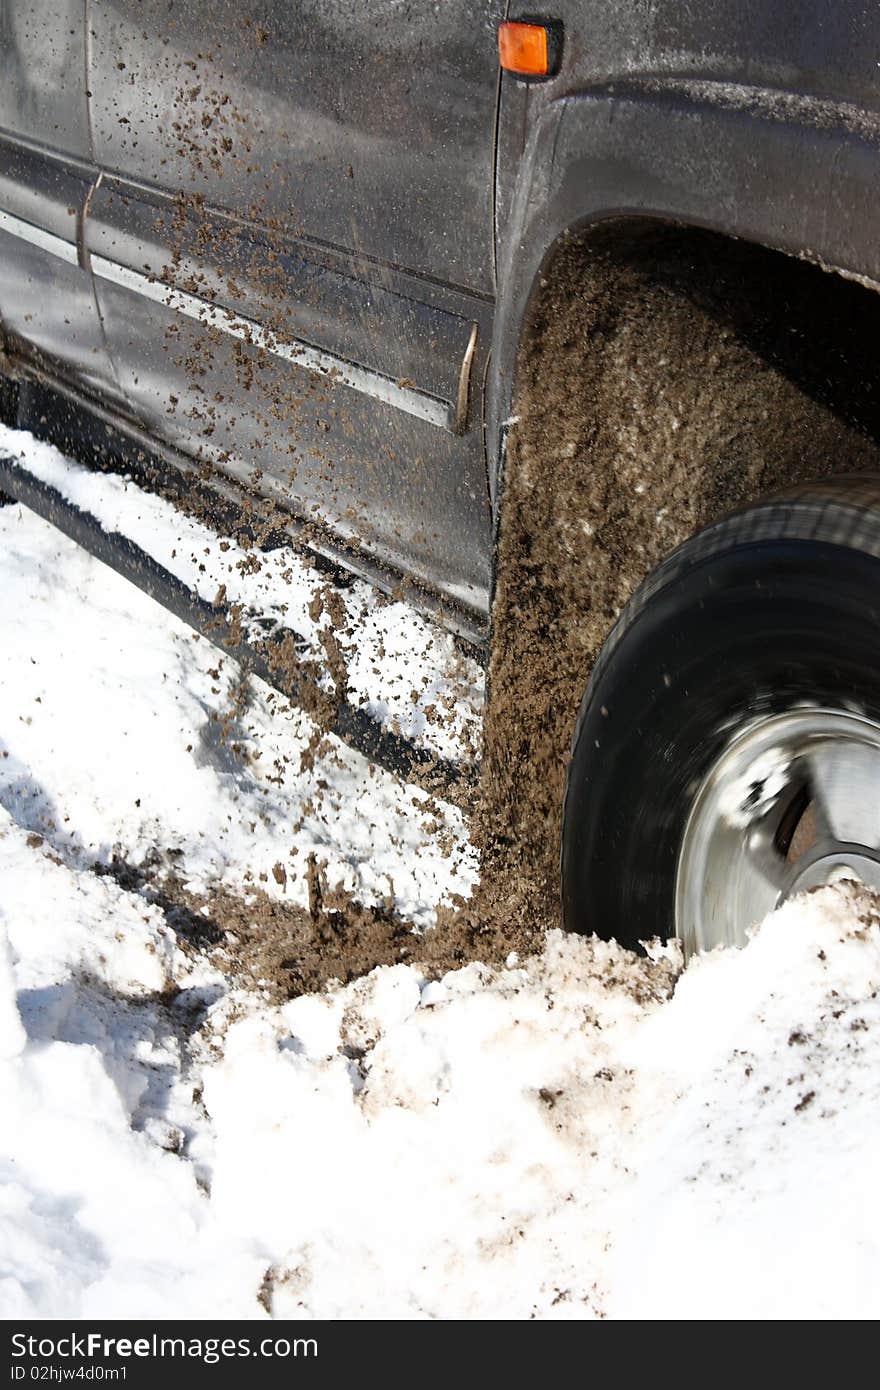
[0,207,79,267]
[0,205,458,430]
[91,254,455,431]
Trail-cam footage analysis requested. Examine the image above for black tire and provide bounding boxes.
[561,476,880,951]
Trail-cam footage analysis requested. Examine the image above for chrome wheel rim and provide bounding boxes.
[675,708,880,956]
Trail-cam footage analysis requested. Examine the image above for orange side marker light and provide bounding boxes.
[498,20,560,78]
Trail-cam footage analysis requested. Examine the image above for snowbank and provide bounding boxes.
[3,802,879,1317]
[2,491,880,1318]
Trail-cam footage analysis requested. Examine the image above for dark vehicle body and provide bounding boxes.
[6,4,880,954]
[1,2,877,643]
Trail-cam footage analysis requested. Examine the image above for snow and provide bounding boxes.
[606,888,880,1318]
[2,469,880,1319]
[0,422,484,766]
[0,466,475,924]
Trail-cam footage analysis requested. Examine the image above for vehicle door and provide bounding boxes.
[84,1,506,620]
[0,1,121,404]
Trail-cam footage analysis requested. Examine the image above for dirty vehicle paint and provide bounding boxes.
[0,1,504,634]
[1,3,879,634]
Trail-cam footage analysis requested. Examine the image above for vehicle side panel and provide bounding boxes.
[490,2,880,512]
[82,0,501,616]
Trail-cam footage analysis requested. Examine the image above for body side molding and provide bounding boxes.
[0,202,466,432]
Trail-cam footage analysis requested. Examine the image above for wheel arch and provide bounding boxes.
[488,82,880,517]
[479,85,880,932]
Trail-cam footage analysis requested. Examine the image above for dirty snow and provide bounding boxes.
[0,423,484,765]
[0,463,475,924]
[2,481,880,1319]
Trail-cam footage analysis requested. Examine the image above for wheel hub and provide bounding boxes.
[675,709,880,956]
[787,848,880,893]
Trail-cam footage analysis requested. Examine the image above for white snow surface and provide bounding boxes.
[2,476,880,1319]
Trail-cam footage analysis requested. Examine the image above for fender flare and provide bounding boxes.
[488,81,880,512]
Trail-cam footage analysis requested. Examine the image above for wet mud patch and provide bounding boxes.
[174,855,543,1002]
[87,840,556,1002]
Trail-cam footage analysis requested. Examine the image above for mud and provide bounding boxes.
[476,224,880,938]
[138,849,679,1004]
[170,857,539,1001]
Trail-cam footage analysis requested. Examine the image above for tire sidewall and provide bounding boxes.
[562,533,880,949]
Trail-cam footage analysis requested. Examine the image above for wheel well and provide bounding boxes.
[480,217,880,935]
[509,216,880,523]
